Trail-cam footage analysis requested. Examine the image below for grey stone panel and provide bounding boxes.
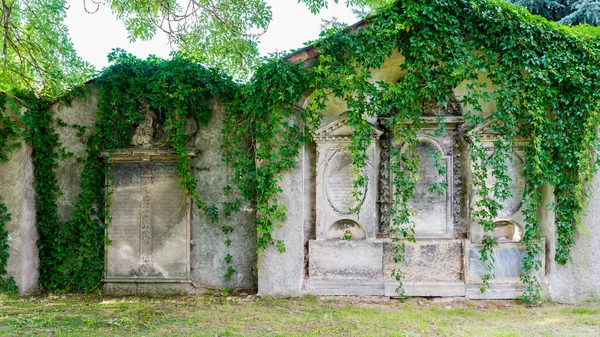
[306,279,385,296]
[190,102,257,290]
[104,152,191,295]
[383,240,463,282]
[308,240,384,280]
[257,153,306,297]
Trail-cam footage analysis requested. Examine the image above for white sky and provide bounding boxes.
[64,0,358,71]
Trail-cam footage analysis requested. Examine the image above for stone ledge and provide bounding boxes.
[305,279,385,296]
[465,283,549,300]
[103,279,192,295]
[384,281,466,297]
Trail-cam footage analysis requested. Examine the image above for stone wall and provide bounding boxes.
[548,180,600,303]
[3,73,600,301]
[190,101,256,289]
[0,112,38,294]
[52,90,257,291]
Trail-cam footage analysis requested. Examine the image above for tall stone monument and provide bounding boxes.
[306,113,385,295]
[103,148,195,295]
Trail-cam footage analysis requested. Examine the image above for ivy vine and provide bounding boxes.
[1,0,599,304]
[224,0,600,304]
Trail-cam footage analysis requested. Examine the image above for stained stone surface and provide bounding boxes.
[383,240,463,282]
[485,151,525,218]
[409,141,449,237]
[149,162,188,278]
[0,131,39,295]
[309,240,383,280]
[106,163,142,278]
[324,150,365,214]
[465,240,544,283]
[316,146,379,240]
[105,160,189,285]
[467,246,524,281]
[314,116,381,241]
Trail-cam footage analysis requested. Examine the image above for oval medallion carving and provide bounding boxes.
[486,151,525,217]
[324,150,367,214]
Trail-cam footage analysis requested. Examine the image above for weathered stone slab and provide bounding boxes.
[149,162,188,279]
[465,240,545,284]
[465,283,549,300]
[106,163,142,278]
[305,279,384,296]
[257,154,306,297]
[383,240,463,282]
[309,240,383,280]
[104,280,191,296]
[104,151,191,294]
[314,114,382,241]
[409,141,449,237]
[1,138,39,295]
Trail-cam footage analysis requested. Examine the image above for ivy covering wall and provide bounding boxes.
[0,0,599,305]
[224,0,600,304]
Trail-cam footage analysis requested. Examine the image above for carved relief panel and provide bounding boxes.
[466,119,528,243]
[103,148,195,294]
[314,113,383,240]
[386,116,464,239]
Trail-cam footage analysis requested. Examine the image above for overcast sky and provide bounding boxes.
[64,1,358,70]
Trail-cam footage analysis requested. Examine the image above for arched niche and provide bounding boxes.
[323,149,368,215]
[493,220,523,243]
[398,137,452,238]
[326,219,366,240]
[485,151,525,218]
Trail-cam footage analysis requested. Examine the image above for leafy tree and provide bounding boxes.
[0,0,93,97]
[97,0,392,78]
[509,0,600,25]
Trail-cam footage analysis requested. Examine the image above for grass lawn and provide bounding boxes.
[0,291,598,336]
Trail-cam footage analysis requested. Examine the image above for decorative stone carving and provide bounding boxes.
[387,116,464,239]
[465,118,528,243]
[103,148,196,294]
[130,111,198,148]
[131,112,155,147]
[378,130,391,237]
[307,113,385,295]
[314,112,383,240]
[420,94,463,117]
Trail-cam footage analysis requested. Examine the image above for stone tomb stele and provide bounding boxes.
[306,113,385,295]
[464,118,546,299]
[103,148,195,295]
[381,116,466,297]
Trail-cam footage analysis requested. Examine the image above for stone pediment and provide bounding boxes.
[465,117,528,143]
[314,112,383,142]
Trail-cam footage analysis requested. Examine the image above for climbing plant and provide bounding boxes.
[223,0,600,305]
[13,50,238,292]
[2,0,599,304]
